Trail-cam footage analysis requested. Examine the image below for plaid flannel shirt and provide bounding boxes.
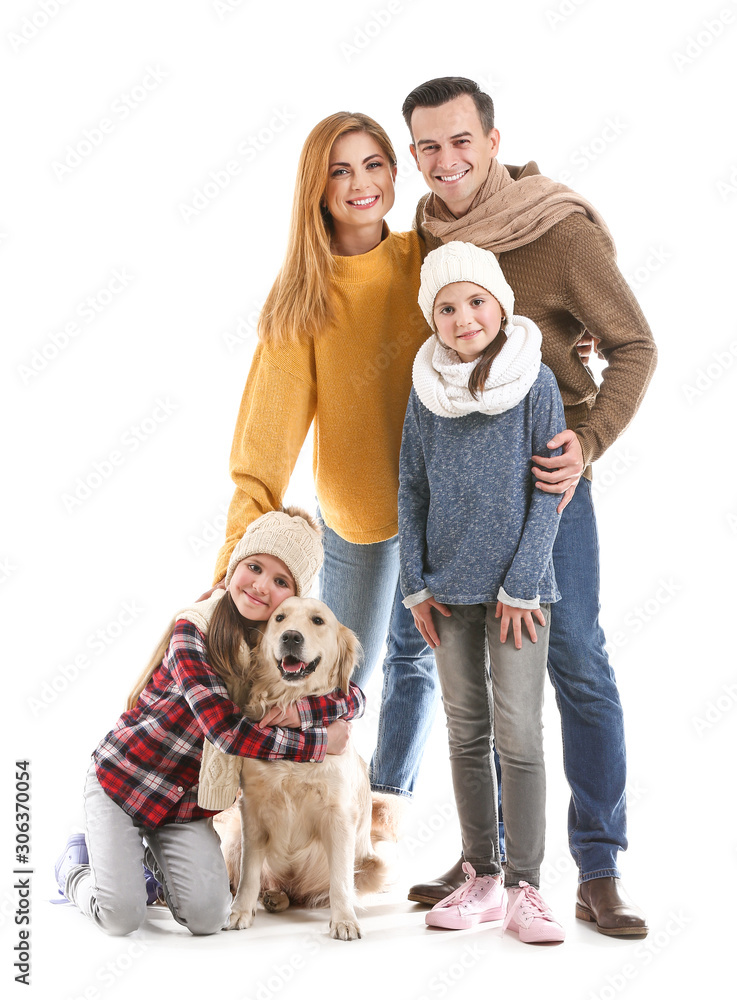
[94,620,365,828]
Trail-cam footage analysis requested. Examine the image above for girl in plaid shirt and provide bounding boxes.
[55,508,365,936]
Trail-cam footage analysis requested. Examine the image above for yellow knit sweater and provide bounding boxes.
[214,231,429,583]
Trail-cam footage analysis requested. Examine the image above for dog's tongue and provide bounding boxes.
[281,655,307,673]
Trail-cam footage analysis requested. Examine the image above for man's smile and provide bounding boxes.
[436,168,470,183]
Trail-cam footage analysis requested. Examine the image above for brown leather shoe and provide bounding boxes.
[576,877,648,937]
[407,856,466,905]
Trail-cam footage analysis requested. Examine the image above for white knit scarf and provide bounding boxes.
[412,316,543,418]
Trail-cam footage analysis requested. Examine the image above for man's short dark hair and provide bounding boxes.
[402,77,495,139]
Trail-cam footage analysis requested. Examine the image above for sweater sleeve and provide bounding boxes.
[213,339,317,584]
[561,217,657,467]
[500,368,566,606]
[398,391,432,602]
[296,681,366,729]
[169,621,327,762]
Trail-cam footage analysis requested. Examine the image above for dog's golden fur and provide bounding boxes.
[214,596,386,940]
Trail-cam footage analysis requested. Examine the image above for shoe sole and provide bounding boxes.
[408,891,443,906]
[575,903,649,938]
[426,904,506,930]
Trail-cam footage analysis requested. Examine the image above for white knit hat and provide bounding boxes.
[418,241,515,334]
[225,508,323,596]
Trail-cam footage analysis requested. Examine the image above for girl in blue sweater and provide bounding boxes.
[398,241,565,943]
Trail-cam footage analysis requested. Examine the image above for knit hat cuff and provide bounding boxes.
[224,509,323,597]
[418,240,515,333]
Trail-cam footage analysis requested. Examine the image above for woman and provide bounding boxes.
[212,112,436,847]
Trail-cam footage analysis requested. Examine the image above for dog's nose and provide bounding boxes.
[281,630,304,650]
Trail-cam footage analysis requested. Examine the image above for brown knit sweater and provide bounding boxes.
[415,170,657,475]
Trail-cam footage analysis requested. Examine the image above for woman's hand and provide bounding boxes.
[532,429,584,513]
[410,597,451,649]
[495,602,547,650]
[258,704,301,729]
[326,719,352,755]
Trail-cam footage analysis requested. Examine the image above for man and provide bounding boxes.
[401,77,656,937]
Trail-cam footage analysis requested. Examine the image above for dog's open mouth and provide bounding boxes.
[277,654,321,682]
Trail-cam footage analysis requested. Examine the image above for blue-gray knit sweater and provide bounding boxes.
[398,363,566,607]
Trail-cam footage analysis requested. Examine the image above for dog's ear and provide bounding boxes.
[334,623,361,694]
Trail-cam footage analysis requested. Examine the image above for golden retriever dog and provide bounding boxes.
[214,596,387,940]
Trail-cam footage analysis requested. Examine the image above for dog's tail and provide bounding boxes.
[354,852,389,896]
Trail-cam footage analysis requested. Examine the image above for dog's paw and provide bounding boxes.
[262,889,290,913]
[227,907,256,930]
[329,919,362,941]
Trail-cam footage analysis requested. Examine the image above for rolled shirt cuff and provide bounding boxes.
[402,587,433,609]
[497,585,540,610]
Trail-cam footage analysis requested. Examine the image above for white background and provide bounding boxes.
[3,0,735,996]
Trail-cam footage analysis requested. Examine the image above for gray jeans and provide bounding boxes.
[432,603,550,888]
[66,763,231,936]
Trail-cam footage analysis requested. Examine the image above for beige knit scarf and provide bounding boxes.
[422,158,613,254]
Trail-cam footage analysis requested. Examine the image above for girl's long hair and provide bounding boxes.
[468,326,508,399]
[258,111,397,347]
[124,592,253,711]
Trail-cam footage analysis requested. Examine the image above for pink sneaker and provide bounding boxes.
[503,882,565,944]
[425,863,506,929]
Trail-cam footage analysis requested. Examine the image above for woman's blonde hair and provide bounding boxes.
[258,111,397,347]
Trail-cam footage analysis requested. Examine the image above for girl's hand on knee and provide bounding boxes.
[410,597,450,649]
[496,603,546,649]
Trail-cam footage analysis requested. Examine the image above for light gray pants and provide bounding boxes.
[66,764,231,936]
[432,603,550,888]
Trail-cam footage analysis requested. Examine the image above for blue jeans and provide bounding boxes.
[547,477,627,882]
[317,516,440,798]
